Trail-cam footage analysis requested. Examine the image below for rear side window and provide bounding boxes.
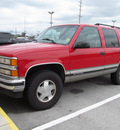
[102,28,119,47]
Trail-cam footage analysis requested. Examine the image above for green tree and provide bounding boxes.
[21,32,26,37]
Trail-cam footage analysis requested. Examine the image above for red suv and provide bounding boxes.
[0,23,120,110]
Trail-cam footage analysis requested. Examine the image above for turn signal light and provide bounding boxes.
[11,70,18,77]
[11,59,18,66]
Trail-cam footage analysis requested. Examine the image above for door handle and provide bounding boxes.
[100,52,105,55]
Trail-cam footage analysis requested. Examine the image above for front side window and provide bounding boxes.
[75,26,101,48]
[37,25,79,45]
[102,28,119,47]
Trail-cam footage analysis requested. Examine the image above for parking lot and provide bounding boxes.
[0,75,120,130]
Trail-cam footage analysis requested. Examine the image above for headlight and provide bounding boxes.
[4,59,10,65]
[0,69,18,77]
[0,58,5,64]
[0,57,17,66]
[0,69,11,76]
[0,56,18,77]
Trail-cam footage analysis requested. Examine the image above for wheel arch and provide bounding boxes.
[25,63,66,83]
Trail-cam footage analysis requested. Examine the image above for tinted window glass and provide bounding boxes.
[75,26,101,48]
[102,28,119,47]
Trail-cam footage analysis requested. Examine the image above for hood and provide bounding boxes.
[0,42,67,57]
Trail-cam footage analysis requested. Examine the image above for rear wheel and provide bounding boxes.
[25,70,63,110]
[111,66,120,85]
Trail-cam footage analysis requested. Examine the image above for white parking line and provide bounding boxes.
[32,93,120,130]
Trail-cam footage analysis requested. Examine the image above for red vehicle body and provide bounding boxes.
[0,24,120,110]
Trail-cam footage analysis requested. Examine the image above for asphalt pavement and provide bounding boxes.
[0,107,18,130]
[0,75,120,130]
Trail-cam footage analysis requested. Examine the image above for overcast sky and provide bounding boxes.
[0,0,120,35]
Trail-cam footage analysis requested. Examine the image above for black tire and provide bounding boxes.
[111,66,120,85]
[25,70,63,110]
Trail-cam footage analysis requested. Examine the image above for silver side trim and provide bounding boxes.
[70,66,104,75]
[65,63,119,83]
[66,63,119,76]
[104,64,119,69]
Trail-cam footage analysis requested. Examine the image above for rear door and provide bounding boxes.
[102,28,120,68]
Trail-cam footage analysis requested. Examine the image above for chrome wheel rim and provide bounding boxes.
[36,80,56,103]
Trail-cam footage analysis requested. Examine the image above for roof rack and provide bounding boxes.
[95,23,120,29]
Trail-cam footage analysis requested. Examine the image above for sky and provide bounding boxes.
[0,0,120,35]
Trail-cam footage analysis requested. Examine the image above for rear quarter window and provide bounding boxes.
[102,28,119,47]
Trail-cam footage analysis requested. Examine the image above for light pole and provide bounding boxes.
[79,0,82,23]
[112,20,116,26]
[48,11,54,26]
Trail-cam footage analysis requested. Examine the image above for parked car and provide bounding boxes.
[14,37,33,43]
[0,32,14,45]
[0,32,33,45]
[0,23,120,110]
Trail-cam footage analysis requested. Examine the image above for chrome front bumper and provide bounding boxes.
[0,75,25,98]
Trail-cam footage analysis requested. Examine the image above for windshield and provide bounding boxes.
[37,25,79,45]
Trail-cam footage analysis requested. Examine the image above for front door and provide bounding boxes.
[69,26,105,82]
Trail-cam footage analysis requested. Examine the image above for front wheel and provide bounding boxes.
[25,70,63,110]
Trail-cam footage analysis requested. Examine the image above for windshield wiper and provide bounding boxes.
[42,38,57,44]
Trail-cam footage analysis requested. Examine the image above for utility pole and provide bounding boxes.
[48,11,54,26]
[112,20,116,26]
[79,0,82,23]
[15,27,17,35]
[24,16,26,37]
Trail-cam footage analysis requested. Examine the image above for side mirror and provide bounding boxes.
[73,42,90,49]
